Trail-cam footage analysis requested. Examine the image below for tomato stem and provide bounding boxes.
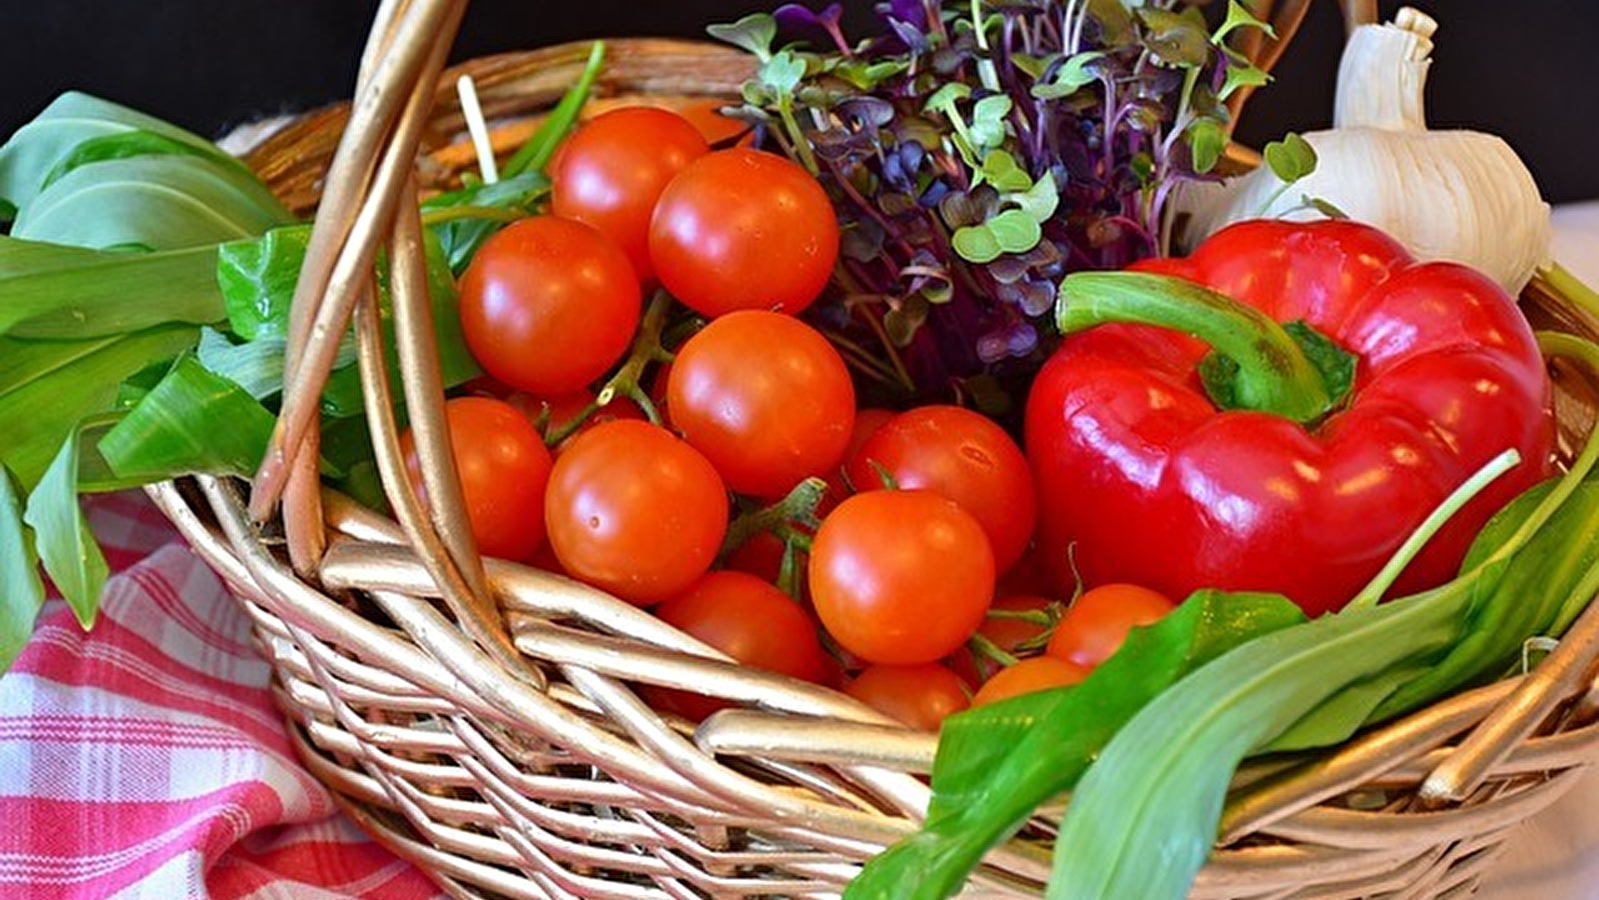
[546,290,675,445]
[418,205,528,227]
[967,631,1021,670]
[718,476,829,601]
[1055,271,1339,424]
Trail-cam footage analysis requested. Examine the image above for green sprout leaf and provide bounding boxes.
[1218,55,1271,101]
[1137,7,1211,68]
[1211,0,1276,46]
[1033,51,1107,99]
[760,49,809,96]
[1012,171,1060,222]
[968,95,1013,151]
[953,209,1042,263]
[975,150,1033,193]
[707,13,779,62]
[1185,116,1228,174]
[0,467,45,672]
[1264,132,1318,185]
[23,429,109,629]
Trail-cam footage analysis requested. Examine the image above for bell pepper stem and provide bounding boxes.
[1055,271,1337,423]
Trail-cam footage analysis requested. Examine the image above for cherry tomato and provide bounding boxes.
[845,404,1037,575]
[399,396,553,562]
[458,215,641,396]
[1045,583,1177,670]
[648,147,840,317]
[970,656,1089,707]
[545,419,729,605]
[667,310,856,499]
[648,570,829,720]
[844,663,971,732]
[809,490,995,665]
[551,106,709,281]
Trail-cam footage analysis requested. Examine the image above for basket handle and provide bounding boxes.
[245,0,535,680]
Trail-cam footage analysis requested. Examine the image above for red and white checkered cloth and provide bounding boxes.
[0,491,449,900]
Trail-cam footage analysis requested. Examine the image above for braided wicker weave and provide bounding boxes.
[145,1,1599,898]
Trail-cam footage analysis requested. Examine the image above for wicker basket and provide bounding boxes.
[145,2,1599,898]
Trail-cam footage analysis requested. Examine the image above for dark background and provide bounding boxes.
[4,1,1596,203]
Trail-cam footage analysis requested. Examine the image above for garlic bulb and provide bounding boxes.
[1179,7,1551,294]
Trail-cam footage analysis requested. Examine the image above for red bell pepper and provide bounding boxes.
[1024,219,1554,617]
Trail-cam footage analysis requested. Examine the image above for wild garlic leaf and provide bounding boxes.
[845,591,1305,900]
[1046,589,1476,900]
[0,466,45,673]
[23,429,110,629]
[12,154,293,251]
[0,91,227,216]
[39,129,256,194]
[0,326,200,491]
[96,354,277,482]
[0,236,223,338]
[502,40,606,178]
[217,225,312,341]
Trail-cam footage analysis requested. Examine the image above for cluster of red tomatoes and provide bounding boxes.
[403,104,1176,731]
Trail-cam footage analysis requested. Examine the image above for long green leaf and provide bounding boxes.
[0,91,230,215]
[0,466,46,672]
[0,326,200,490]
[0,236,224,338]
[844,591,1306,900]
[22,430,108,629]
[1047,582,1480,900]
[12,154,292,250]
[96,354,277,481]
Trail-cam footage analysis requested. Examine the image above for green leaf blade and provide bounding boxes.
[23,432,109,629]
[0,467,46,673]
[0,236,224,338]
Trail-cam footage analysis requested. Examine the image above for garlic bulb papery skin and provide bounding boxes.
[1178,7,1551,295]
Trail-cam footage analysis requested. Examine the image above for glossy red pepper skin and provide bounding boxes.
[1024,220,1555,617]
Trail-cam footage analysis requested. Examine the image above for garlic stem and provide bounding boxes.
[1333,6,1436,132]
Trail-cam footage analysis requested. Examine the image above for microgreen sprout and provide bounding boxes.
[712,0,1278,415]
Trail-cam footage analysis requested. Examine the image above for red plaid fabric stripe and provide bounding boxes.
[0,491,447,900]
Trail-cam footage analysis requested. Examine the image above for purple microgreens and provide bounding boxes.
[709,0,1271,417]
